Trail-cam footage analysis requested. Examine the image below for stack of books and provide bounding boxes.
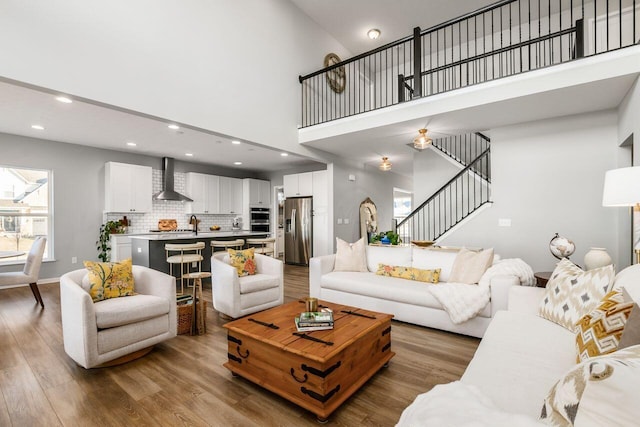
[177,294,194,306]
[294,310,334,332]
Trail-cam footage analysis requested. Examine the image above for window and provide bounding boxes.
[0,166,52,264]
[393,188,412,222]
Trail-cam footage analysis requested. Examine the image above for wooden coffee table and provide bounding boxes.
[223,300,394,422]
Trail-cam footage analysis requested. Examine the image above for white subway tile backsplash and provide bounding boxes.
[106,170,241,233]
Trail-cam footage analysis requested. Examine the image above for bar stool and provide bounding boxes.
[210,239,245,253]
[165,242,205,294]
[246,237,276,257]
[182,271,211,335]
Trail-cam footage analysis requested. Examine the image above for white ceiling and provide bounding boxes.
[290,0,498,54]
[0,78,318,173]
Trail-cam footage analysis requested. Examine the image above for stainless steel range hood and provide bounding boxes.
[152,157,193,202]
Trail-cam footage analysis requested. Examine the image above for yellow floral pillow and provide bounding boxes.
[376,264,440,284]
[83,258,135,302]
[228,248,257,277]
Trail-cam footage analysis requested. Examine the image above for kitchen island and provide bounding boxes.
[130,230,270,275]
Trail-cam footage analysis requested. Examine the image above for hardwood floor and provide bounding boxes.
[0,265,480,426]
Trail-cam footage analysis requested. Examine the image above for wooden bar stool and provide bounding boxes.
[246,237,276,257]
[210,239,245,253]
[165,242,205,294]
[182,271,211,335]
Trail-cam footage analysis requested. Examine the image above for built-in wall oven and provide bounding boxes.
[250,207,270,233]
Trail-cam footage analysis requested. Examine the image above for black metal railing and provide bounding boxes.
[431,133,491,179]
[300,0,639,127]
[396,147,491,243]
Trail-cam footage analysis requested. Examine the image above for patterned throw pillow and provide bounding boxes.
[541,344,640,426]
[83,258,135,302]
[575,290,634,362]
[227,248,257,277]
[538,259,614,332]
[376,264,440,284]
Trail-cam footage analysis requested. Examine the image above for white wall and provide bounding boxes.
[437,110,623,271]
[413,149,461,204]
[332,161,412,245]
[0,0,350,159]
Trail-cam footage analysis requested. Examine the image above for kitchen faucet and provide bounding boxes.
[189,215,198,235]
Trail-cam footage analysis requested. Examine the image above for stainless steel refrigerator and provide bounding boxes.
[284,197,313,265]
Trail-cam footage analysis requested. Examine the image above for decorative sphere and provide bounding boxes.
[549,233,576,259]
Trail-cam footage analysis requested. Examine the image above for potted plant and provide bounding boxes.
[370,230,401,245]
[96,220,123,262]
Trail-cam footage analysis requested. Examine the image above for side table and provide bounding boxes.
[534,271,553,288]
[184,271,211,335]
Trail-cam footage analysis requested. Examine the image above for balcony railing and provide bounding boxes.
[299,0,640,128]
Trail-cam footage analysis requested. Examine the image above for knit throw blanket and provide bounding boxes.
[428,258,535,324]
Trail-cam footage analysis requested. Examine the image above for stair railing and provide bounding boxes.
[397,147,491,244]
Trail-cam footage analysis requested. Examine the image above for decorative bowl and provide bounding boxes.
[411,240,434,247]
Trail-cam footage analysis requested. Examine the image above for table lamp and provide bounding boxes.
[602,166,640,263]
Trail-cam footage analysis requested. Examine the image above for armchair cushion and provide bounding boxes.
[94,294,170,329]
[83,258,135,302]
[239,274,280,294]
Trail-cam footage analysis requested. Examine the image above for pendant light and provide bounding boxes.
[379,156,392,171]
[413,128,432,150]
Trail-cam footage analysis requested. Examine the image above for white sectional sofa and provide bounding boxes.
[309,245,521,338]
[397,264,640,426]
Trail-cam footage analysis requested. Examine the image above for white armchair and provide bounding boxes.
[211,252,283,319]
[60,265,177,369]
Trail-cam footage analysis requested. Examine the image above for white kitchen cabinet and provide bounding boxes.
[219,177,243,215]
[283,172,312,197]
[244,178,271,206]
[110,234,131,262]
[185,172,219,214]
[104,162,153,213]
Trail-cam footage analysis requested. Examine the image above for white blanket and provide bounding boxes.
[396,381,546,427]
[428,258,535,324]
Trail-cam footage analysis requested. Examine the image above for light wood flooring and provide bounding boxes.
[0,265,480,426]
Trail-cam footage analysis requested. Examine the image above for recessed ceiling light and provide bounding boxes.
[367,29,381,40]
[185,153,194,157]
[126,142,137,147]
[234,161,242,165]
[168,124,180,130]
[56,96,73,103]
[281,152,289,157]
[31,124,44,130]
[231,140,241,145]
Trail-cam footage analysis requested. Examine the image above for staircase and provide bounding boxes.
[397,133,491,243]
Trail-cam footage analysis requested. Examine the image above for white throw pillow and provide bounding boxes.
[538,259,614,333]
[541,344,640,427]
[334,237,368,272]
[448,247,494,284]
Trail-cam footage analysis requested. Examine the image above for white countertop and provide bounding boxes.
[127,230,269,241]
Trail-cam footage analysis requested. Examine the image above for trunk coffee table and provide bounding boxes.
[223,300,394,422]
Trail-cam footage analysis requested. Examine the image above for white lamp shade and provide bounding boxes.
[602,166,640,206]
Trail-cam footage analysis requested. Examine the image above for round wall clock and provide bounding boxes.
[324,53,346,94]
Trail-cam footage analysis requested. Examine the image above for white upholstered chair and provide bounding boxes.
[211,251,283,318]
[0,236,47,308]
[60,265,177,368]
